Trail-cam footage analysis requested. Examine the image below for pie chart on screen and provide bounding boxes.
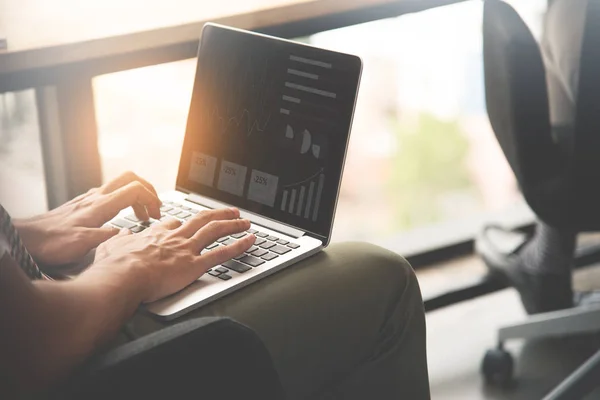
[300,129,311,154]
[285,124,294,139]
[282,124,325,159]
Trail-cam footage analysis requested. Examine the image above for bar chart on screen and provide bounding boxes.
[279,54,338,121]
[281,171,325,221]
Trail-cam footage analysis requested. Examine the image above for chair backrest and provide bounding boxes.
[569,0,600,228]
[483,0,561,186]
[483,0,567,227]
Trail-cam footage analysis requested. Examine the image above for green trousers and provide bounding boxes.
[129,242,430,399]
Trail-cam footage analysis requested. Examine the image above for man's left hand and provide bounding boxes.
[14,172,162,266]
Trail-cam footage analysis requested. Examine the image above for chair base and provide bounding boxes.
[498,304,600,343]
[484,304,600,399]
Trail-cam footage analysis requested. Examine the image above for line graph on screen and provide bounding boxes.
[200,56,275,138]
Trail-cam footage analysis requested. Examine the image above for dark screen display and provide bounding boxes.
[177,24,361,240]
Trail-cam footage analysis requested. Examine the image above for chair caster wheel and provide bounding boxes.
[481,347,513,386]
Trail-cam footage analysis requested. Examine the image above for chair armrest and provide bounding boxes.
[53,317,284,400]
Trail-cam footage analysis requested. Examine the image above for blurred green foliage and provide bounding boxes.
[388,112,473,229]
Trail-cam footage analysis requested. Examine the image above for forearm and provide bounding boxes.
[0,256,144,397]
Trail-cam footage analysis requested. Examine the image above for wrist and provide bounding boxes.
[12,219,42,258]
[79,257,149,306]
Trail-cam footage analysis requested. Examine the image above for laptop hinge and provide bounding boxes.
[185,192,305,239]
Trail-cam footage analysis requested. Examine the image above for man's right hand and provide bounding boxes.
[87,207,255,303]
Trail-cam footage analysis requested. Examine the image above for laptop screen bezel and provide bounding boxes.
[175,23,362,246]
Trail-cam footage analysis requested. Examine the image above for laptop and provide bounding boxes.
[109,23,362,320]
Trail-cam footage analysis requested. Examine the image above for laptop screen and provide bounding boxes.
[176,24,362,241]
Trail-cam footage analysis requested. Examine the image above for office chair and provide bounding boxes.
[478,0,600,398]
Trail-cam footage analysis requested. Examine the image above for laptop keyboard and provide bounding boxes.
[109,200,301,281]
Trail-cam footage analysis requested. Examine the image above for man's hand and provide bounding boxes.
[89,207,255,303]
[14,172,162,267]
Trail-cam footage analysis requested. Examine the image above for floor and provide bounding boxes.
[419,255,600,399]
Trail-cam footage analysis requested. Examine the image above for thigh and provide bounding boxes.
[130,242,426,399]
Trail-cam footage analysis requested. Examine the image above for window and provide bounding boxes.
[95,60,195,193]
[0,90,48,217]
